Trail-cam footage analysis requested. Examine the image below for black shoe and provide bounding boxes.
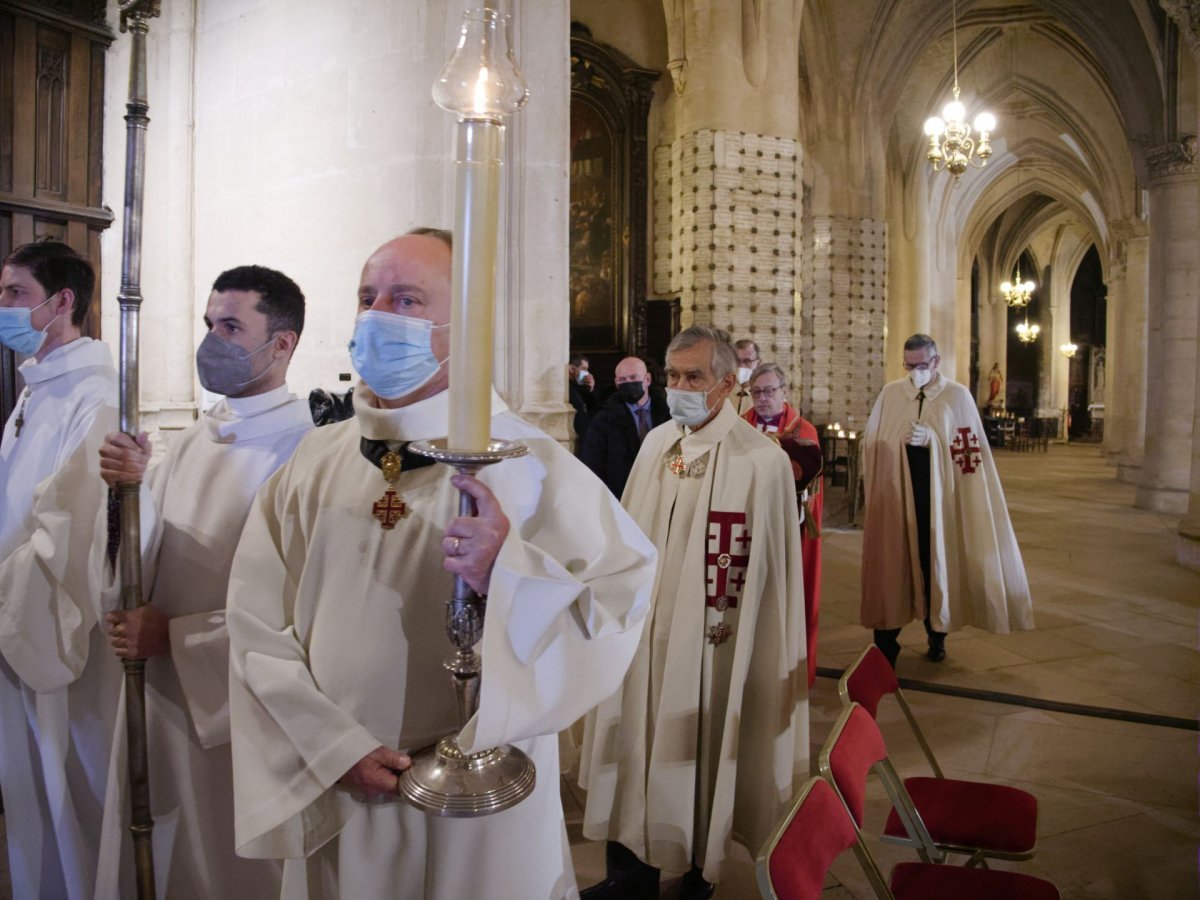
[581,843,660,900]
[679,865,715,900]
[926,633,946,662]
[580,874,658,900]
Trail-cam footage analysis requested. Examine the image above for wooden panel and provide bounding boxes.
[34,25,69,200]
[12,209,32,244]
[33,215,66,242]
[0,208,11,257]
[0,11,13,192]
[85,224,100,338]
[87,40,102,207]
[11,15,34,194]
[65,32,87,206]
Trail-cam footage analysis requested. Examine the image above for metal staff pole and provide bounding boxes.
[116,2,161,897]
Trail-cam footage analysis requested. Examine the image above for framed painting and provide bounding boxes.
[569,24,658,382]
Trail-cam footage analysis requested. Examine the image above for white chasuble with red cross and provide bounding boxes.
[860,374,1034,633]
[580,401,808,886]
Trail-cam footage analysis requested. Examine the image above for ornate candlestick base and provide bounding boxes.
[396,438,537,817]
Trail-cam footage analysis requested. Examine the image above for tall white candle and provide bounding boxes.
[448,120,504,451]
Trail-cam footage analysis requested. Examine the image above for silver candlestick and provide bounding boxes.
[396,438,536,817]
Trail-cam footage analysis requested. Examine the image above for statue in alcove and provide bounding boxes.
[987,363,1003,409]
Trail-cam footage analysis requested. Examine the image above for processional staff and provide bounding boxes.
[115,2,161,897]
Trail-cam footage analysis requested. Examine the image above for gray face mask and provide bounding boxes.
[196,332,277,396]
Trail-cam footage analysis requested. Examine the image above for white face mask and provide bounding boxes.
[911,368,934,389]
[667,385,716,428]
[736,366,754,385]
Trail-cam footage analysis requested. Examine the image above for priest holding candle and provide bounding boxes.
[226,229,656,899]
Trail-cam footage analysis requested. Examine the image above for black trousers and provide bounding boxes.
[874,445,942,664]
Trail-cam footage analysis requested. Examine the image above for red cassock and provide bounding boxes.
[744,404,823,686]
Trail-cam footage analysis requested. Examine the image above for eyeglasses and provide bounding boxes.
[749,385,781,399]
[738,358,760,367]
[903,358,938,372]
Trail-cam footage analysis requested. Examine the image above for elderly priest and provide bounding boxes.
[580,325,808,900]
[226,229,657,900]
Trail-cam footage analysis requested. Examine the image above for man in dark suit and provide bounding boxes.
[578,356,669,497]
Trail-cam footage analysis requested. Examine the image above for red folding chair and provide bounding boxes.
[755,775,1060,900]
[821,700,1040,868]
[838,646,1039,866]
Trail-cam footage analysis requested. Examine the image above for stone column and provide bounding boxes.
[1180,297,1200,568]
[1103,219,1150,480]
[654,0,804,382]
[1045,264,1072,423]
[1136,137,1199,513]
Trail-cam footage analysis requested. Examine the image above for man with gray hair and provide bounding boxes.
[861,333,1034,668]
[580,325,808,899]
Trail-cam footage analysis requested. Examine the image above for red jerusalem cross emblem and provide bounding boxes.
[705,511,750,611]
[949,426,982,475]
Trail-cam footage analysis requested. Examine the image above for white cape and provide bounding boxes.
[580,401,809,884]
[227,385,657,899]
[861,374,1034,632]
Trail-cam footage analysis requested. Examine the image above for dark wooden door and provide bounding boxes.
[0,0,113,422]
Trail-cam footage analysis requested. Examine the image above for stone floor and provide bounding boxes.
[564,443,1200,899]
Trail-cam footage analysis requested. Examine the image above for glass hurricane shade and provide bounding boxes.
[433,8,529,120]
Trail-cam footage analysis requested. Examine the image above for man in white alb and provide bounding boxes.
[95,265,313,898]
[225,228,657,899]
[0,241,121,899]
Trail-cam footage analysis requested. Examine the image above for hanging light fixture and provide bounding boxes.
[1001,261,1035,307]
[924,0,996,178]
[1016,319,1040,343]
[1059,342,1077,358]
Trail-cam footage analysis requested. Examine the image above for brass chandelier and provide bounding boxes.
[1001,263,1035,307]
[1016,318,1040,343]
[924,0,996,178]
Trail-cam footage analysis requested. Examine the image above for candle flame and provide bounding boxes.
[473,66,489,114]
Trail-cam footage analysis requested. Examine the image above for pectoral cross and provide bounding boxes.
[372,488,408,529]
[13,389,30,438]
[706,622,732,645]
[371,449,409,530]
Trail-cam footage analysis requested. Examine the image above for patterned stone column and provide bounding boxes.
[1136,137,1199,513]
[798,216,888,427]
[653,130,800,378]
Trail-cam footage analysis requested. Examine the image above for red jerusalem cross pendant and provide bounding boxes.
[371,450,409,530]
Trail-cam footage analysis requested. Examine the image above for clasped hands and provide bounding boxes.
[905,421,932,447]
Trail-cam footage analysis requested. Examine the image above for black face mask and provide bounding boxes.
[616,381,646,404]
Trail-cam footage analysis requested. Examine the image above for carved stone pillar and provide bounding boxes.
[1136,137,1199,513]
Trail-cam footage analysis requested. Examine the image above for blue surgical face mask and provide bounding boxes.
[666,384,719,428]
[348,310,449,400]
[0,294,59,356]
